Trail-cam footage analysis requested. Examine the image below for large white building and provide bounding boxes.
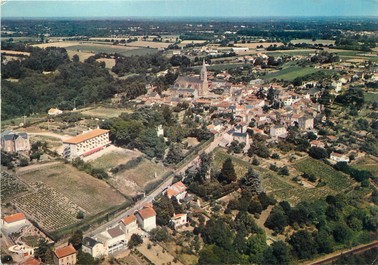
[95,226,127,255]
[62,129,111,159]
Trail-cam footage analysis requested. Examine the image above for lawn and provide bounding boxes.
[262,66,330,81]
[294,158,355,191]
[17,162,127,214]
[81,106,133,119]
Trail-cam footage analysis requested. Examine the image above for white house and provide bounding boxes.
[170,213,188,229]
[96,226,127,255]
[1,213,29,234]
[48,108,63,116]
[119,215,138,234]
[270,125,287,138]
[135,207,156,232]
[330,152,350,163]
[166,181,187,201]
[82,237,107,258]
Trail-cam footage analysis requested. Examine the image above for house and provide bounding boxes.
[1,212,29,234]
[330,152,350,163]
[1,131,30,153]
[48,108,63,116]
[170,213,188,229]
[310,140,325,148]
[82,237,107,258]
[53,244,77,265]
[96,226,127,254]
[298,116,314,130]
[270,125,287,138]
[166,181,187,201]
[62,129,111,160]
[135,207,156,232]
[119,215,138,234]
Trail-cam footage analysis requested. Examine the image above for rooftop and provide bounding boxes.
[54,245,76,259]
[121,215,136,226]
[166,181,187,198]
[137,207,156,220]
[107,226,124,238]
[63,129,109,144]
[3,212,26,223]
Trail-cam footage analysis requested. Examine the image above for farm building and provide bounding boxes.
[48,108,63,116]
[53,244,77,265]
[62,129,111,159]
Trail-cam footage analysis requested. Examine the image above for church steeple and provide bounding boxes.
[200,59,208,97]
[200,59,207,82]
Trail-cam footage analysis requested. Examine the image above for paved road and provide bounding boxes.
[85,127,231,237]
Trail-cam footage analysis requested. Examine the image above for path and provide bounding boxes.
[305,240,378,265]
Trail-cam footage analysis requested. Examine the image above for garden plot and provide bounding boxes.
[12,182,81,232]
[1,171,29,202]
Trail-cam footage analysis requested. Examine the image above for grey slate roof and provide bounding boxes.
[83,237,100,249]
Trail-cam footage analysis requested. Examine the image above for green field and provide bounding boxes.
[212,149,358,204]
[351,156,378,177]
[212,148,251,179]
[262,66,330,81]
[66,45,157,57]
[290,39,336,45]
[364,92,378,103]
[294,158,355,191]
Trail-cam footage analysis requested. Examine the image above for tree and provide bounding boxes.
[153,194,174,226]
[128,234,143,248]
[77,250,96,265]
[72,54,80,63]
[150,227,169,242]
[263,241,292,265]
[289,230,318,259]
[239,168,261,193]
[69,230,83,250]
[264,208,288,233]
[34,238,51,262]
[165,144,184,165]
[219,158,237,183]
[308,146,328,159]
[201,218,234,250]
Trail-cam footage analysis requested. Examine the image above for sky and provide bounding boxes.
[1,0,378,18]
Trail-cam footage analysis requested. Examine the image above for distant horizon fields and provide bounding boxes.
[2,16,378,21]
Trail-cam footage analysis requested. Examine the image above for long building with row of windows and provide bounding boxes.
[62,129,111,160]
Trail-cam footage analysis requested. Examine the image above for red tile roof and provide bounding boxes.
[63,129,109,144]
[20,257,41,265]
[137,207,156,220]
[54,245,76,259]
[121,215,136,225]
[166,181,187,198]
[3,212,26,223]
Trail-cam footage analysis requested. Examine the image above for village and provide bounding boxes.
[1,16,378,265]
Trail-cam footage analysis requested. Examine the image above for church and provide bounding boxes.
[170,60,209,98]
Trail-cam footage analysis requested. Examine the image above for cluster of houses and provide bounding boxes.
[82,181,188,259]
